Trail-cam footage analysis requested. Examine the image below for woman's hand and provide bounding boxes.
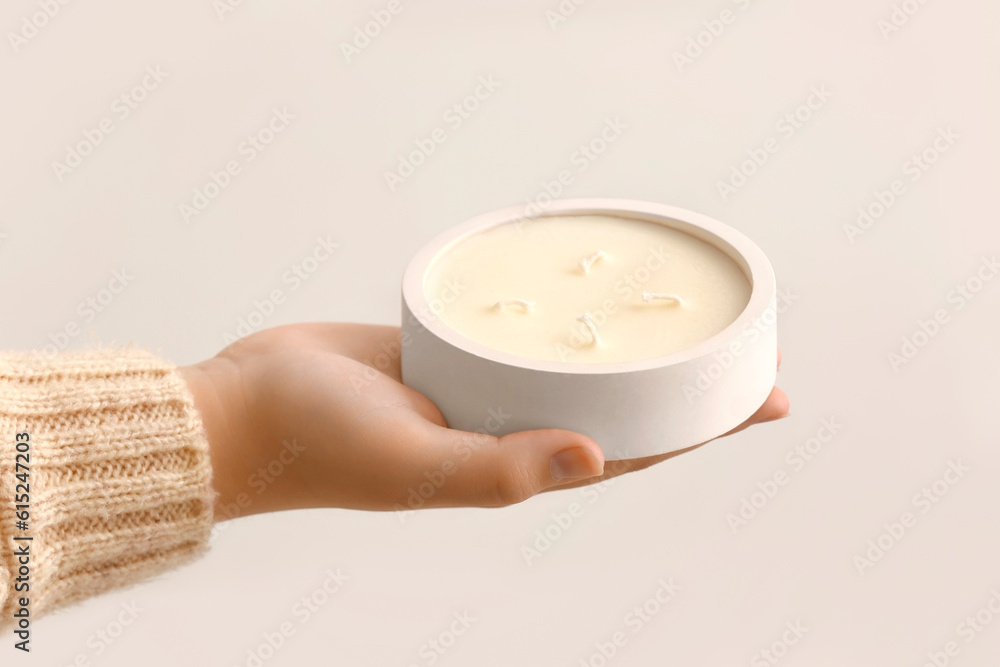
[180,323,789,519]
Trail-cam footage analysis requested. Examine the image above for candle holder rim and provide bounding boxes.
[402,198,776,375]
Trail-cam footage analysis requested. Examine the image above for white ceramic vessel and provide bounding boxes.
[401,199,777,460]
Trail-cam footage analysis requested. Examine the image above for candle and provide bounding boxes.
[402,200,777,459]
[423,215,751,363]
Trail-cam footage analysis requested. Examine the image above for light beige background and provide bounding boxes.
[2,1,999,665]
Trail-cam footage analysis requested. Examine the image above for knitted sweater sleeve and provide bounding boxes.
[0,347,216,629]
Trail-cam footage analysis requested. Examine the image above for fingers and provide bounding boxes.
[414,426,606,508]
[544,385,790,493]
[720,386,790,437]
[390,341,786,509]
[722,347,787,436]
[411,350,788,505]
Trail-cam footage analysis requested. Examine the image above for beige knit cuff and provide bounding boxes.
[0,347,216,628]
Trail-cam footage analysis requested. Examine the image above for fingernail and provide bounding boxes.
[550,447,603,481]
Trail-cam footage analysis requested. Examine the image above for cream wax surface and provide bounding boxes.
[423,215,751,364]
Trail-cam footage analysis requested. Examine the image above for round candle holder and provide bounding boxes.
[401,199,777,460]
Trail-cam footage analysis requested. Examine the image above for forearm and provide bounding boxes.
[0,347,215,629]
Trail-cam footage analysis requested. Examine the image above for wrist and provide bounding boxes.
[179,360,253,522]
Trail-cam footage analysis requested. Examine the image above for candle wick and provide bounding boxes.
[641,292,684,306]
[578,251,606,275]
[576,313,602,346]
[494,299,536,313]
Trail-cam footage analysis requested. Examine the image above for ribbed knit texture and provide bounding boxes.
[0,347,216,626]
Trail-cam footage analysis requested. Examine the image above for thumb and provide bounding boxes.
[430,427,606,508]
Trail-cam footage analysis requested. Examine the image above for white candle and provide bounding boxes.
[423,215,751,363]
[402,199,777,458]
